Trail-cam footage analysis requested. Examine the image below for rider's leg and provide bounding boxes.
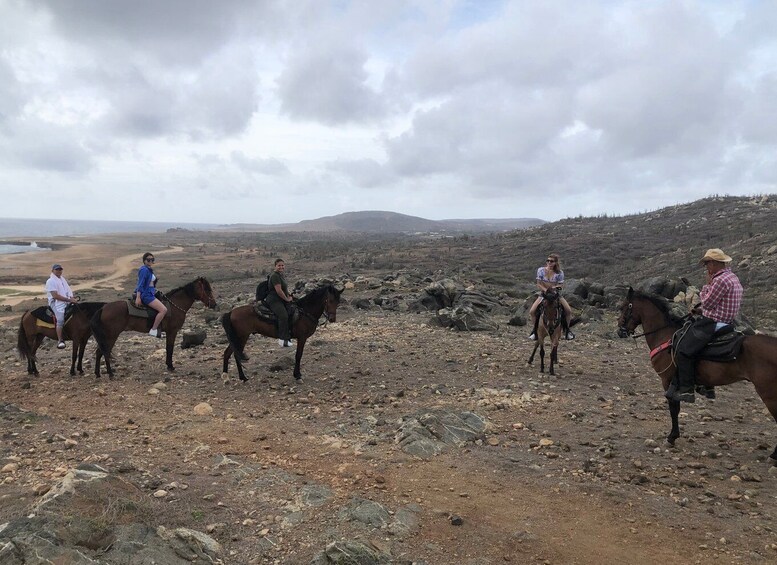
[54,308,66,348]
[528,296,542,340]
[147,298,168,335]
[670,317,716,402]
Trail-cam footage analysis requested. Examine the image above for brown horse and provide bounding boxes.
[617,287,777,462]
[16,302,106,376]
[90,277,216,378]
[221,284,343,381]
[527,288,563,375]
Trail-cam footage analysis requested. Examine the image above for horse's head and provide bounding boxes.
[617,287,640,338]
[542,288,560,303]
[322,285,343,323]
[194,277,217,309]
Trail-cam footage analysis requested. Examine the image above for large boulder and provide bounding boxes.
[396,410,487,458]
[0,463,223,565]
[434,305,498,331]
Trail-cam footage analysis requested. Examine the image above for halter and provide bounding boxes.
[296,292,336,325]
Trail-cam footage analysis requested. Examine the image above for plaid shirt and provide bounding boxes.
[700,268,743,324]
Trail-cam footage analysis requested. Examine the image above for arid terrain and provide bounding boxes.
[2,197,777,564]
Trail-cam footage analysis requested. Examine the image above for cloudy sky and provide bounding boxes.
[1,0,775,224]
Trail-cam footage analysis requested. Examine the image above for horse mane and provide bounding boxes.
[296,284,336,307]
[75,301,106,317]
[631,290,684,326]
[168,277,211,299]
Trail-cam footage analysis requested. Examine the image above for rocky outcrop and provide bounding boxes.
[0,462,223,565]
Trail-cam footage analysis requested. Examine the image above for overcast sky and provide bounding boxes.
[1,0,775,224]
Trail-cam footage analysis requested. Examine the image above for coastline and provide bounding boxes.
[0,234,186,311]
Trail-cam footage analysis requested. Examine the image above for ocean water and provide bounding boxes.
[0,218,217,238]
[0,242,50,255]
[0,218,218,254]
[0,218,218,255]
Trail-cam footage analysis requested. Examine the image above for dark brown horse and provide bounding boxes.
[617,287,777,462]
[527,288,563,375]
[16,302,106,376]
[221,284,343,381]
[90,277,216,378]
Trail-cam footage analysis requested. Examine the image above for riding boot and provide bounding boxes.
[528,316,539,341]
[562,318,575,340]
[672,354,696,403]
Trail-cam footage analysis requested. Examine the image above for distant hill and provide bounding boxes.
[217,211,545,233]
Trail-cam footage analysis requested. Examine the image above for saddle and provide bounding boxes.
[127,290,169,319]
[253,300,300,337]
[126,299,158,319]
[31,306,56,328]
[32,304,82,328]
[672,323,746,362]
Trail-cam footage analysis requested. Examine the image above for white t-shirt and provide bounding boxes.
[45,274,73,311]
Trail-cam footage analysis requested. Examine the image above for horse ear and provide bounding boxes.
[627,286,634,300]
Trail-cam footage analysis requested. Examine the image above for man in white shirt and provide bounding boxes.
[45,264,77,349]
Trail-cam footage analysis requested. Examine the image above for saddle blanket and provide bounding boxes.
[126,300,157,319]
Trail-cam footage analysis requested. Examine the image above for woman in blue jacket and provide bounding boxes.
[135,252,167,337]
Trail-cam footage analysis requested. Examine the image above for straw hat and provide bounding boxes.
[699,248,732,265]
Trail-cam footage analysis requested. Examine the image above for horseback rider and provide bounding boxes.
[528,253,574,341]
[266,258,294,348]
[668,248,743,403]
[45,263,78,349]
[135,252,167,338]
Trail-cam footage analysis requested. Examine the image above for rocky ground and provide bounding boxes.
[2,235,777,564]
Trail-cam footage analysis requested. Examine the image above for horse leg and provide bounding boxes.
[539,343,545,373]
[549,344,558,376]
[293,338,306,380]
[97,337,118,379]
[748,380,777,464]
[222,345,232,374]
[29,334,44,376]
[165,332,175,372]
[70,342,78,376]
[76,339,86,375]
[666,399,681,445]
[235,355,248,382]
[528,342,540,365]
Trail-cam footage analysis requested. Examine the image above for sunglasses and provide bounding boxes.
[546,259,556,263]
[146,258,155,263]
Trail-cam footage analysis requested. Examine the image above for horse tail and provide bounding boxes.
[89,309,109,359]
[17,314,31,361]
[221,311,244,357]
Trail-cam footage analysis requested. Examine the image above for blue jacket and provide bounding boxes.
[136,265,156,304]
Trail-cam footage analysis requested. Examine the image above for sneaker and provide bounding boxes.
[278,339,288,347]
[149,329,162,338]
[565,331,575,341]
[57,341,66,349]
[528,333,537,341]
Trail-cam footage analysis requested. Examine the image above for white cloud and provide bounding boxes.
[0,0,775,224]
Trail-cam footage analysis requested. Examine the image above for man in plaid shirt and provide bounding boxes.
[668,248,743,403]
